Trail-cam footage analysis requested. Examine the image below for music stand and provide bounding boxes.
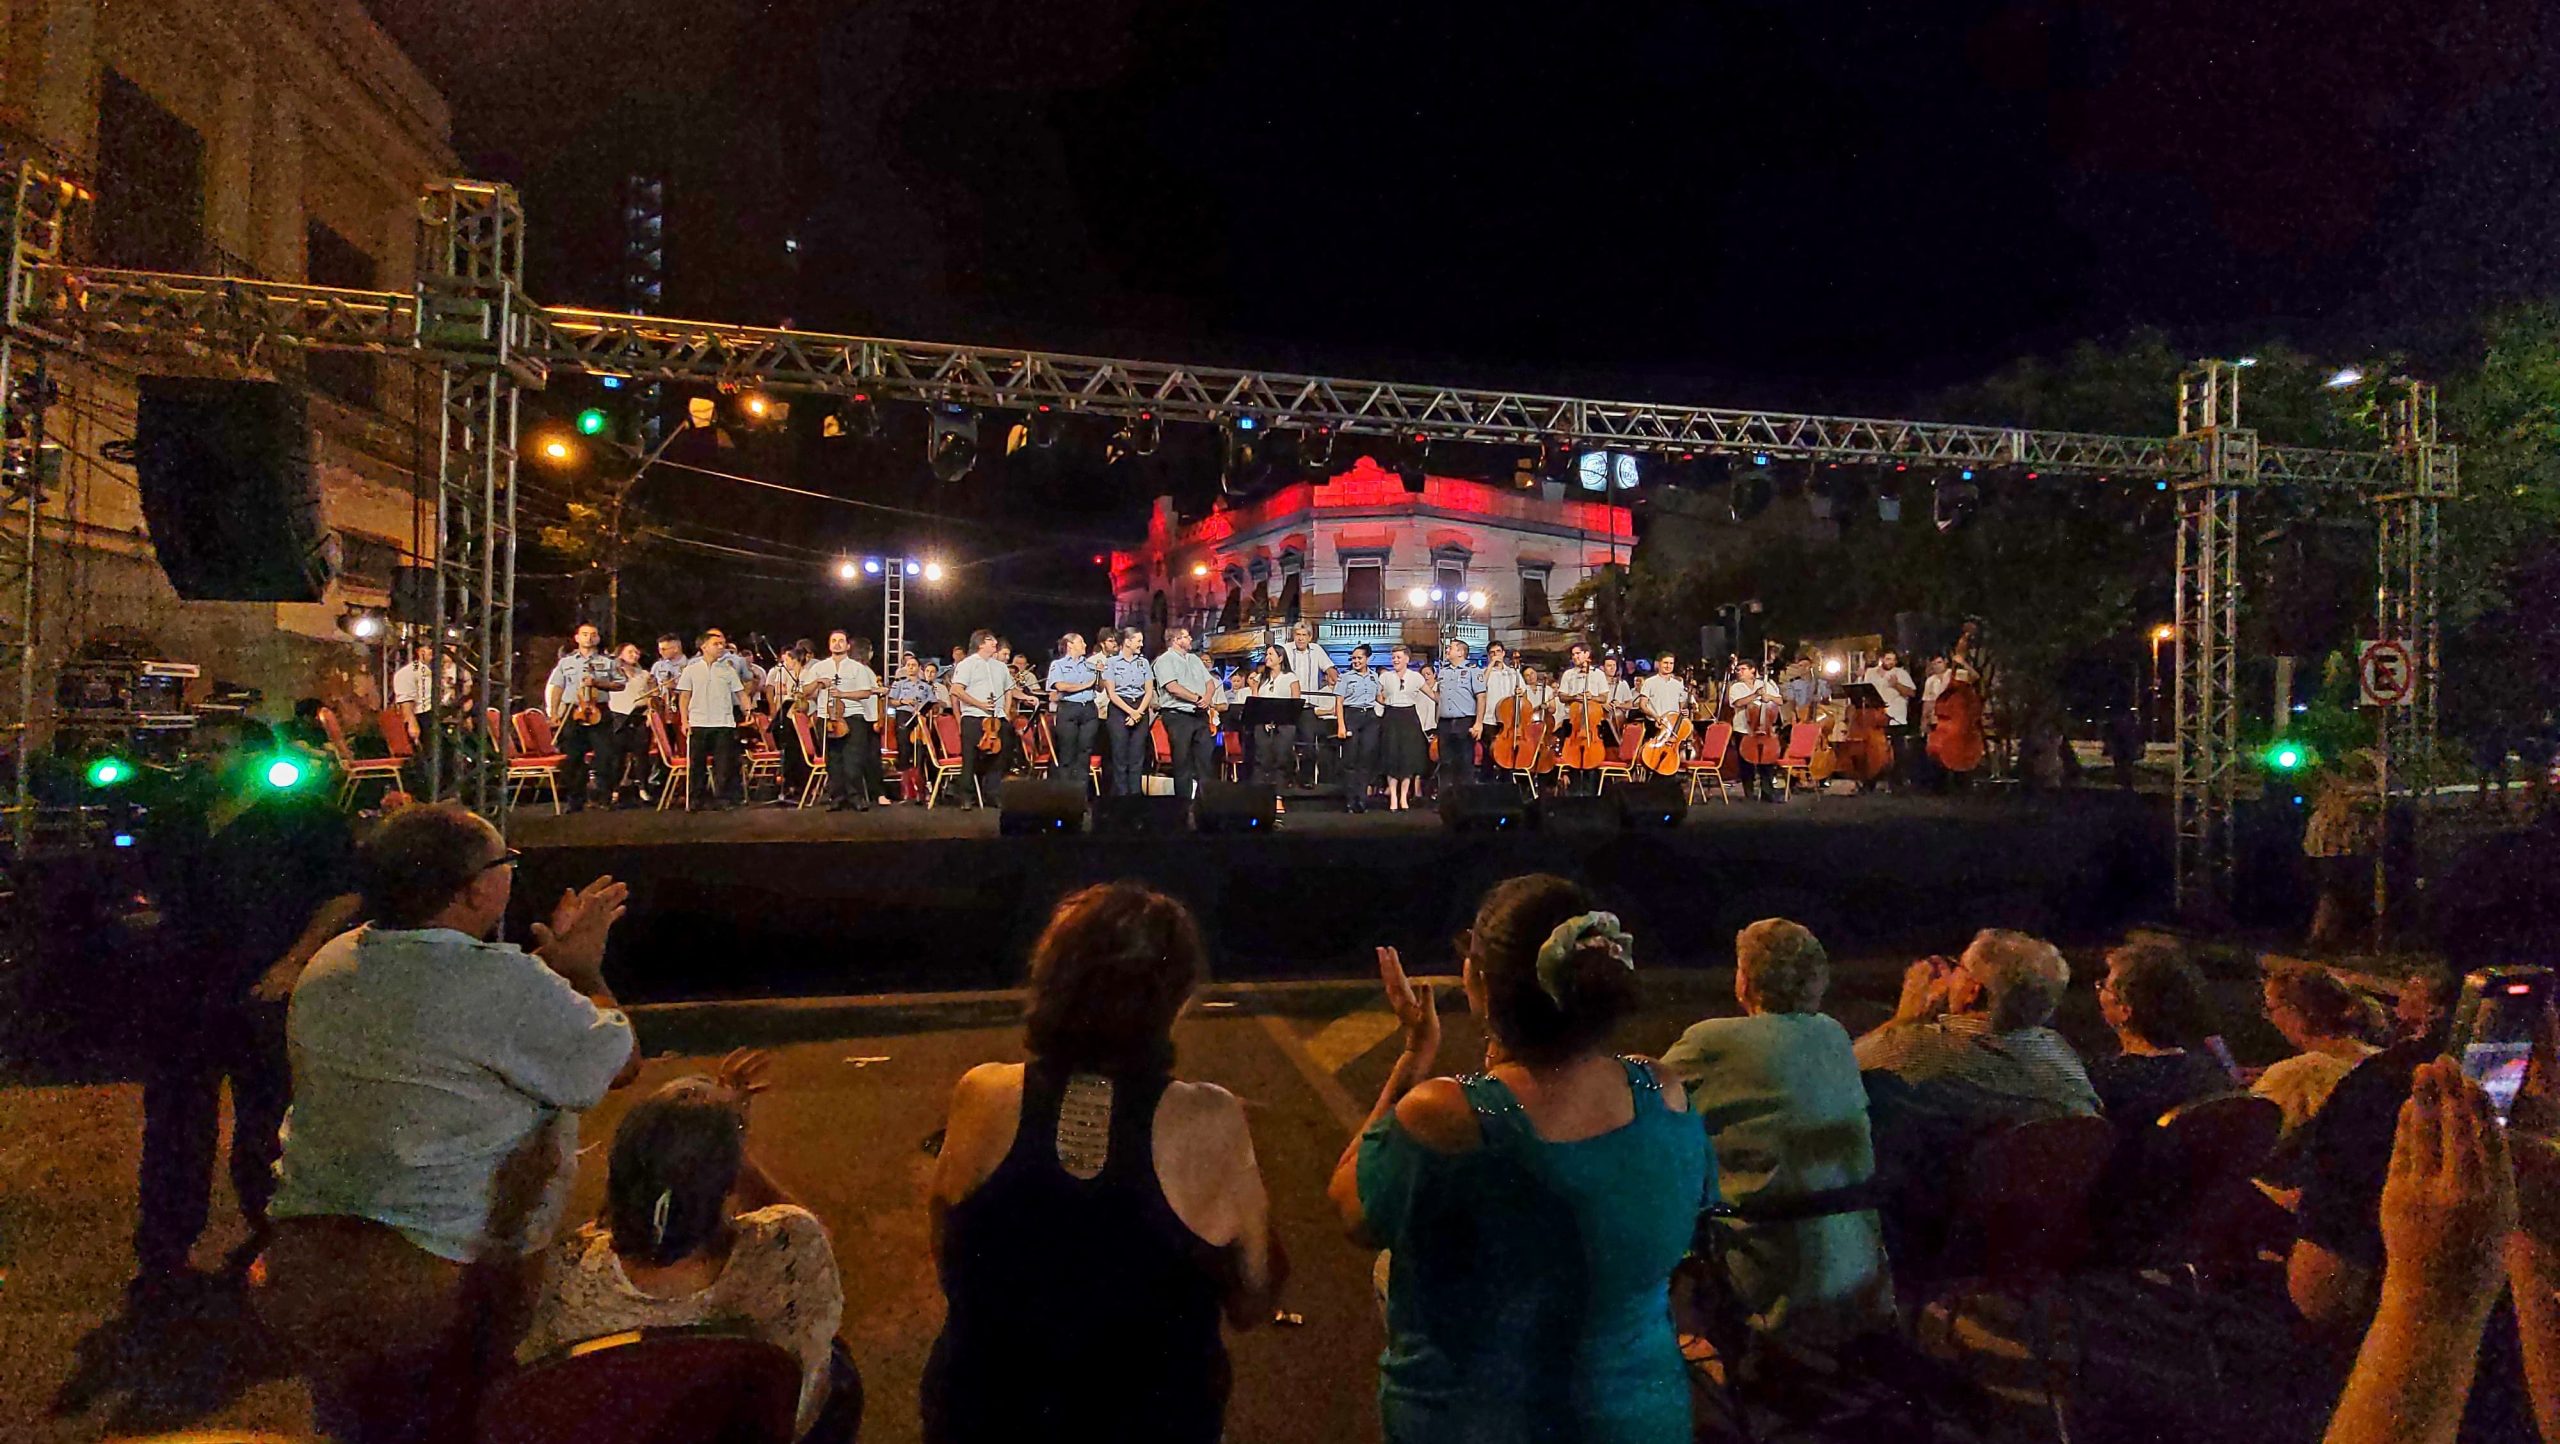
[1842,682,1887,709]
[1239,697,1300,730]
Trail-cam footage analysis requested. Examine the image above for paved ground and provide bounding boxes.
[3,958,2347,1444]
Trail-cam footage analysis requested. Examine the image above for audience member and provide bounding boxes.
[521,1054,856,1442]
[257,803,639,1444]
[1660,917,1892,1347]
[1329,875,1713,1444]
[2255,968,2384,1137]
[132,715,360,1301]
[924,883,1284,1444]
[2087,940,2231,1129]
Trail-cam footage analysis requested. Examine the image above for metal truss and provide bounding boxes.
[1,160,80,861]
[2376,382,2450,776]
[2171,361,2254,915]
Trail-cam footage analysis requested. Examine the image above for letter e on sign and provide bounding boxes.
[2357,640,2414,708]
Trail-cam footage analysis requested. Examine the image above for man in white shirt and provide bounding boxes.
[1151,626,1215,800]
[263,802,636,1441]
[948,629,1014,808]
[1555,642,1607,794]
[676,630,750,809]
[1919,654,1952,731]
[802,630,883,811]
[1725,659,1786,802]
[1638,651,1690,745]
[1478,641,1521,776]
[1281,620,1338,786]
[1862,649,1918,792]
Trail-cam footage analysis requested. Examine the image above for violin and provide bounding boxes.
[569,670,605,727]
[823,662,851,740]
[977,715,1005,755]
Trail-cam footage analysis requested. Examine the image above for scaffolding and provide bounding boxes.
[1,177,2454,884]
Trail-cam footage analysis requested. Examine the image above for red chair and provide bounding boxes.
[741,713,784,798]
[1150,718,1172,769]
[1776,722,1825,797]
[321,706,406,809]
[1685,722,1736,804]
[790,711,829,807]
[1220,728,1247,781]
[922,714,970,807]
[646,709,689,812]
[1594,719,1650,791]
[478,1325,801,1444]
[1019,714,1057,775]
[505,709,568,814]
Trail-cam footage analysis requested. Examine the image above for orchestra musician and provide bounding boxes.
[1425,638,1484,790]
[1046,633,1102,793]
[767,641,815,805]
[1376,643,1429,811]
[1724,659,1786,803]
[1336,643,1383,813]
[1555,642,1607,794]
[675,630,749,809]
[886,654,933,801]
[1780,652,1831,726]
[1602,654,1637,737]
[949,630,1013,809]
[1281,620,1338,786]
[1638,651,1689,747]
[604,642,654,807]
[1100,626,1156,795]
[1249,644,1302,785]
[802,631,884,812]
[543,623,630,814]
[1151,627,1215,801]
[1477,640,1519,776]
[1860,648,1918,792]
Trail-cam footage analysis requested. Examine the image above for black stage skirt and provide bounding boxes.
[1381,704,1427,780]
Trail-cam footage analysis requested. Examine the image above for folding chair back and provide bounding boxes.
[1947,1114,2117,1287]
[478,1326,801,1444]
[380,709,416,759]
[2146,1093,2285,1274]
[1780,723,1821,766]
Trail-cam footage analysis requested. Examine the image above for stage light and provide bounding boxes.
[1300,423,1336,471]
[1468,590,1488,610]
[922,561,945,582]
[1026,402,1062,449]
[1933,472,1980,532]
[539,437,574,464]
[864,558,882,576]
[2263,741,2311,773]
[1576,450,1610,492]
[1119,410,1161,456]
[928,405,980,481]
[1236,415,1256,431]
[1222,415,1270,493]
[576,408,609,436]
[1396,432,1430,494]
[1192,562,1209,578]
[837,560,858,581]
[86,755,133,788]
[263,756,308,791]
[1613,453,1640,491]
[2325,367,2365,390]
[2235,356,2259,368]
[743,393,772,420]
[1821,657,1843,677]
[1430,587,1446,603]
[1731,470,1774,523]
[688,397,718,427]
[600,376,623,390]
[903,559,921,576]
[113,832,135,848]
[2154,479,2169,491]
[1751,453,1770,467]
[826,392,882,441]
[351,612,382,639]
[1407,588,1429,607]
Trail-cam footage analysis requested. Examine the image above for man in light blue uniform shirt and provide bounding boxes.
[1152,627,1214,801]
[541,623,629,813]
[1429,638,1484,789]
[1099,627,1155,795]
[1046,633,1102,788]
[1336,642,1384,812]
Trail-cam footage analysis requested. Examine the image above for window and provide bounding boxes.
[1277,571,1301,623]
[1519,568,1552,627]
[95,72,204,271]
[1342,560,1383,614]
[1219,586,1242,631]
[1434,561,1466,599]
[305,224,378,408]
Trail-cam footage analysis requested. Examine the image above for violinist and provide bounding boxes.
[1724,659,1786,803]
[604,642,654,808]
[950,629,1013,809]
[1860,648,1918,792]
[543,623,629,814]
[1477,641,1520,776]
[804,631,884,812]
[886,655,934,802]
[1337,643,1383,813]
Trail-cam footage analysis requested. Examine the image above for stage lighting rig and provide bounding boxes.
[1024,402,1063,449]
[823,391,882,440]
[1933,469,1981,533]
[1394,431,1430,493]
[928,404,980,481]
[1220,414,1270,494]
[1730,460,1773,523]
[1299,423,1336,472]
[1114,410,1161,457]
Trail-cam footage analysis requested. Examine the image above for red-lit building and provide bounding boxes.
[1110,456,1636,661]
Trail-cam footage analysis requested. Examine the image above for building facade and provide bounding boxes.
[1110,455,1635,662]
[1,0,456,741]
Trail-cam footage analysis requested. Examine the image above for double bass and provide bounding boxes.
[1492,684,1557,774]
[1926,663,1987,775]
[1834,678,1893,786]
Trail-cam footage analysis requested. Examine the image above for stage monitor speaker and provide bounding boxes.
[1093,794,1189,835]
[1195,782,1277,833]
[999,779,1088,836]
[1615,781,1688,829]
[1439,783,1528,833]
[134,376,337,601]
[389,565,435,624]
[1537,794,1621,833]
[1697,624,1728,665]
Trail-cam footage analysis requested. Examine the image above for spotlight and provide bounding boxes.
[928,405,980,481]
[1731,469,1774,523]
[1430,587,1446,604]
[539,437,574,464]
[1407,588,1429,607]
[2324,367,2365,390]
[2151,624,2174,643]
[837,560,858,581]
[600,376,624,390]
[1751,453,1770,467]
[1026,402,1063,449]
[1541,436,1579,484]
[1576,450,1610,492]
[904,559,922,576]
[1221,415,1270,493]
[1395,432,1429,494]
[826,392,882,440]
[1933,472,1981,533]
[1612,453,1640,491]
[338,605,386,641]
[1299,423,1336,472]
[922,561,945,582]
[688,397,719,428]
[1118,410,1161,456]
[262,756,308,790]
[864,558,883,576]
[742,393,774,421]
[1468,590,1488,610]
[576,408,609,436]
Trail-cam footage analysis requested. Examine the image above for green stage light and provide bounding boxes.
[86,756,132,787]
[263,756,308,790]
[576,407,608,436]
[2264,741,2311,772]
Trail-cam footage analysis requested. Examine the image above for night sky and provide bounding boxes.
[363,0,2560,648]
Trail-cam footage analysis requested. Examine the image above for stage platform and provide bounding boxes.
[509,790,2170,1001]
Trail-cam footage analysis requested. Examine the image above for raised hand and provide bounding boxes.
[1378,945,1440,1062]
[715,1047,775,1113]
[531,875,629,987]
[2379,1059,2516,1317]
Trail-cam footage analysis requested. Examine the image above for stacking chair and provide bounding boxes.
[1019,715,1057,777]
[1776,723,1825,797]
[742,714,786,799]
[2125,1094,2285,1408]
[922,714,970,807]
[647,709,688,812]
[321,706,407,809]
[790,711,829,807]
[479,1325,801,1444]
[1686,722,1737,803]
[1594,721,1649,791]
[503,708,566,814]
[1220,728,1247,782]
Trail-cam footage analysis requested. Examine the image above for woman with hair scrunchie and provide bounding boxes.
[1327,874,1716,1444]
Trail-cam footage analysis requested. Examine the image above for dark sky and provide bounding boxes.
[363,0,2560,644]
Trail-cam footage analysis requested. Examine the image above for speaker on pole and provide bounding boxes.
[134,377,338,601]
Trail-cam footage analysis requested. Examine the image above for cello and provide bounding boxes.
[1734,667,1787,769]
[1637,670,1695,775]
[1552,666,1611,774]
[1492,682,1555,775]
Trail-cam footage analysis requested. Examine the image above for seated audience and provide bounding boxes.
[925,883,1284,1444]
[2318,1048,2558,1444]
[2291,969,2547,1443]
[522,1055,854,1442]
[2088,940,2232,1129]
[1329,875,1714,1444]
[2255,968,2384,1137]
[1661,917,1892,1347]
[1854,929,2094,1269]
[257,803,640,1444]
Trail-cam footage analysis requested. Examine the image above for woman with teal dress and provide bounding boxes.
[1327,874,1715,1444]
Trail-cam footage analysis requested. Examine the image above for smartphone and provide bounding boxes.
[2448,965,2553,1124]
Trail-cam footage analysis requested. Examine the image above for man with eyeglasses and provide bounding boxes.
[263,802,639,1443]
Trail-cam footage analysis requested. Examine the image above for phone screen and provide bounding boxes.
[2453,967,2552,1124]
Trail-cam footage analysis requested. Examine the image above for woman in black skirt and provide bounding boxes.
[1377,643,1429,811]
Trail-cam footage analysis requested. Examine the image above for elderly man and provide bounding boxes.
[259,803,638,1444]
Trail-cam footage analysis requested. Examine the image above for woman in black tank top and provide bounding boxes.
[924,884,1286,1444]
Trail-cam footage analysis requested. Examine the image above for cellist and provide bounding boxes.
[1724,659,1786,803]
[1638,651,1689,753]
[1477,640,1520,777]
[1554,641,1609,794]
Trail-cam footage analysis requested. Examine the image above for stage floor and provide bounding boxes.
[509,788,2170,1001]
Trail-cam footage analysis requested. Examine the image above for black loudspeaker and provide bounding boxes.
[1616,781,1688,829]
[1093,794,1189,835]
[1537,794,1622,832]
[1439,783,1529,833]
[134,377,337,601]
[1195,782,1277,833]
[999,779,1089,836]
[1697,624,1728,664]
[389,565,435,624]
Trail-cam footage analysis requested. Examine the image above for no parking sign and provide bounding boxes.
[2357,639,2415,707]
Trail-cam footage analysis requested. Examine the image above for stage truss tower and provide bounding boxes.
[2,176,2454,894]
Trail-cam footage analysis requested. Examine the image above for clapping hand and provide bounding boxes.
[714,1048,774,1115]
[2507,1001,2560,1261]
[531,875,629,988]
[1378,946,1440,1063]
[2378,1059,2516,1318]
[1893,955,1958,1025]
